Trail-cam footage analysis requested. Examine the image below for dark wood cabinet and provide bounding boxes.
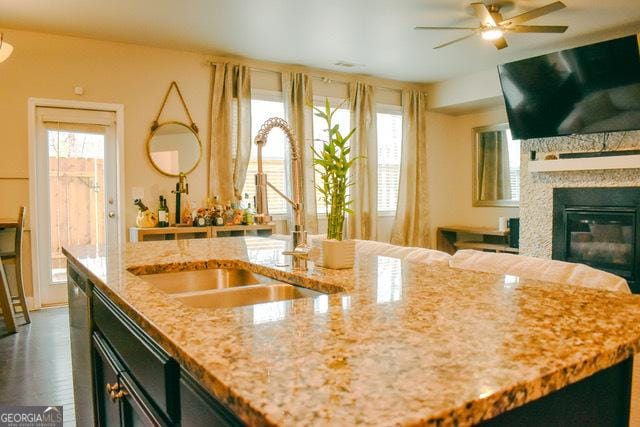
[92,288,179,423]
[179,370,244,427]
[93,332,169,427]
[93,333,127,426]
[67,261,96,426]
[84,286,242,426]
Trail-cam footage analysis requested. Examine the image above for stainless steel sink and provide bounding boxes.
[138,268,276,294]
[174,283,324,310]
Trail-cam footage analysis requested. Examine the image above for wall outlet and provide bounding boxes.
[132,187,145,201]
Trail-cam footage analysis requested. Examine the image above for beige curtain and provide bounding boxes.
[207,62,251,201]
[348,82,377,240]
[478,130,512,200]
[390,90,429,247]
[282,72,318,233]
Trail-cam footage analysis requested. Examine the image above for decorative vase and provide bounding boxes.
[136,210,158,228]
[318,239,356,269]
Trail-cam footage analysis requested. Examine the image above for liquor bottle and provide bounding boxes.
[158,196,169,227]
[232,200,244,225]
[163,197,170,226]
[243,203,255,225]
[223,203,235,226]
[134,199,149,212]
[133,199,158,228]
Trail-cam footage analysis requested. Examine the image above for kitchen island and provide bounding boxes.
[63,236,640,426]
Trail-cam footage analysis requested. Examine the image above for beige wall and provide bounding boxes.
[427,68,502,112]
[427,107,519,247]
[0,28,410,303]
[1,28,214,303]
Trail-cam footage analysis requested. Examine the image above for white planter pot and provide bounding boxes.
[318,239,356,269]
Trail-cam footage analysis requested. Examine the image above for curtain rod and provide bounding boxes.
[206,60,428,93]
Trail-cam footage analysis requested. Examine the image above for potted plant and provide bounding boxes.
[311,99,359,269]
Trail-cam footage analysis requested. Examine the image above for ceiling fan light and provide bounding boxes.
[0,33,14,63]
[481,29,504,40]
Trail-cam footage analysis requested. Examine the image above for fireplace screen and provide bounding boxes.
[553,187,640,292]
[565,209,635,274]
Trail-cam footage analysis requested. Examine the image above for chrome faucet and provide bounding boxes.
[254,117,310,270]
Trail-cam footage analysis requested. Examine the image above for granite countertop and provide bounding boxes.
[63,236,640,426]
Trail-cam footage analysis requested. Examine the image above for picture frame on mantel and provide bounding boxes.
[472,123,520,208]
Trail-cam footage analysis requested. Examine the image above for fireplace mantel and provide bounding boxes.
[529,154,640,173]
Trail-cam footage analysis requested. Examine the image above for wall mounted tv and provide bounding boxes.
[497,34,640,140]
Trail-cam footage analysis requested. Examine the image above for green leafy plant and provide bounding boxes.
[311,99,358,241]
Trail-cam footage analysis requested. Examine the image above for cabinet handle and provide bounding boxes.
[110,389,128,402]
[106,383,119,393]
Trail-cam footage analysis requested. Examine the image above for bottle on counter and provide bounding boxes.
[210,205,221,226]
[243,203,255,225]
[133,199,158,228]
[181,196,192,225]
[193,209,207,227]
[214,208,224,226]
[158,196,169,228]
[232,200,244,225]
[223,202,235,226]
[241,193,250,210]
[211,195,224,226]
[212,195,222,212]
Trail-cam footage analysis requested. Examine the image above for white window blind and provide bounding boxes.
[376,111,402,213]
[241,97,288,214]
[506,129,521,201]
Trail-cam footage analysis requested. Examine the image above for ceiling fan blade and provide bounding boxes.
[509,25,568,33]
[500,1,566,26]
[471,2,497,27]
[493,36,508,50]
[433,33,476,49]
[415,26,477,30]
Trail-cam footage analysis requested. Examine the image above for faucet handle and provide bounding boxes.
[282,245,320,262]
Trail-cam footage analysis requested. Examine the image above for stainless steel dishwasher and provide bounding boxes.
[67,262,95,426]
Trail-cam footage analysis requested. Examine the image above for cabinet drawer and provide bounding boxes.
[180,370,244,427]
[92,287,179,422]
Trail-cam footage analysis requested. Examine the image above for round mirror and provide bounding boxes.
[147,121,202,176]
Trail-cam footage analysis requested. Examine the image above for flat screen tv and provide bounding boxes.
[497,34,640,140]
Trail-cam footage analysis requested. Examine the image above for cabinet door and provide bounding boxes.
[118,371,168,427]
[67,264,95,426]
[180,371,244,427]
[93,333,124,427]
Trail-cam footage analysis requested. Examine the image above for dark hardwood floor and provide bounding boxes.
[0,307,76,426]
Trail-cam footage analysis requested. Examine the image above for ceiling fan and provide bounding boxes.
[415,1,568,50]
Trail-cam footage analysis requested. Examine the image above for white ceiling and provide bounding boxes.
[1,0,639,83]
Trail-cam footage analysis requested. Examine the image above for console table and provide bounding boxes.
[129,224,275,242]
[436,225,518,255]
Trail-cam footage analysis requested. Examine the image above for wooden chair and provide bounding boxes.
[0,207,30,324]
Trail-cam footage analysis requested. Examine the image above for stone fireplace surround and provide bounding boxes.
[520,130,640,259]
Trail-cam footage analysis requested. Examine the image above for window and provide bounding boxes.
[376,110,403,213]
[506,129,521,201]
[242,97,288,215]
[312,103,351,215]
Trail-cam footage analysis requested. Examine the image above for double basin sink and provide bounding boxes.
[137,267,324,310]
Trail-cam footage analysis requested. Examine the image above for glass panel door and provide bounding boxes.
[35,107,119,306]
[48,127,106,283]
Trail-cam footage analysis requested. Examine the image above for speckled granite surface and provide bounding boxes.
[63,237,640,426]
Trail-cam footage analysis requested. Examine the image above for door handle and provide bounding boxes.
[108,211,116,218]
